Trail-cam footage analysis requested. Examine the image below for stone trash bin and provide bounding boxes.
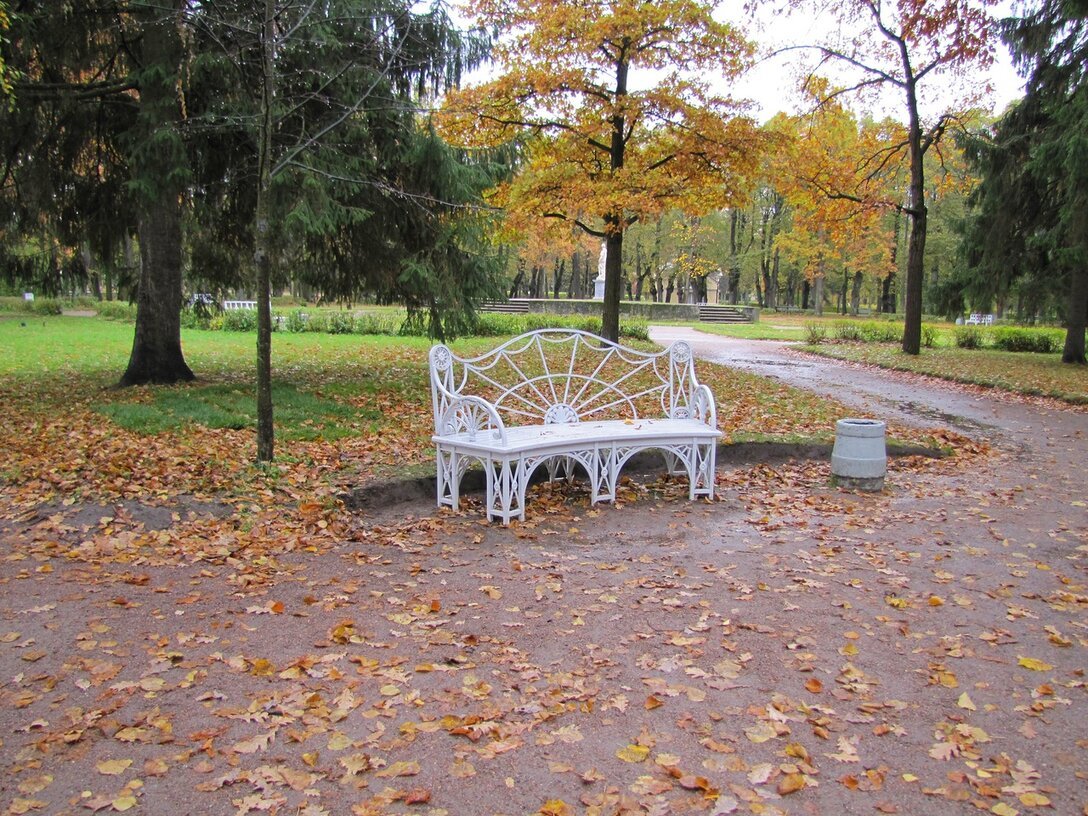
[831,418,887,491]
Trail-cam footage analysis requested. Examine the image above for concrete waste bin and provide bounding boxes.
[831,418,886,491]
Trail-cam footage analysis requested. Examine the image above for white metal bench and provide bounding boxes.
[428,329,720,524]
[222,300,258,310]
[966,313,994,325]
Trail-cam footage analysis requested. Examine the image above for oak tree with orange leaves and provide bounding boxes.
[779,0,999,352]
[441,0,764,341]
[769,100,897,316]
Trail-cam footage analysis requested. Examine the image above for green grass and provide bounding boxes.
[805,343,1088,404]
[97,383,379,441]
[691,321,807,341]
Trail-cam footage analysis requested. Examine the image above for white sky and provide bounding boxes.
[720,2,1026,123]
[454,1,1027,125]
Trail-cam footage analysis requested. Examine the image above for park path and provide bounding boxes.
[649,325,1087,508]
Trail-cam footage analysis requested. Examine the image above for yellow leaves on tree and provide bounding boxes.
[440,0,766,339]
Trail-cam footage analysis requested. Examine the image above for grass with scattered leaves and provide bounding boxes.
[0,316,948,510]
[804,343,1088,404]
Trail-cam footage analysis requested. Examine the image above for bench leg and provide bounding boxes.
[436,446,463,510]
[486,457,526,525]
[662,451,686,477]
[591,445,619,504]
[688,441,716,499]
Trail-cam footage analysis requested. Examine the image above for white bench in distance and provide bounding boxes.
[428,329,720,524]
[222,300,258,310]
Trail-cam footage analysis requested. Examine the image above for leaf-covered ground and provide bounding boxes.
[2,445,1085,815]
[1,317,1085,815]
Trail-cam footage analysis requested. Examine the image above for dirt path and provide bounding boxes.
[650,325,1087,478]
[1,330,1085,816]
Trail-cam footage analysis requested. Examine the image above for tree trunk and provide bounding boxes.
[255,0,276,463]
[600,48,630,343]
[901,81,928,354]
[601,226,623,341]
[1062,212,1088,363]
[508,258,525,298]
[851,270,863,315]
[553,258,565,299]
[119,0,193,387]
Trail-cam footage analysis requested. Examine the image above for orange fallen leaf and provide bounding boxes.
[778,774,806,795]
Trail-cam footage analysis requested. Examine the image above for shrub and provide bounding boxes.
[327,311,355,334]
[220,308,258,332]
[862,322,902,343]
[954,326,986,349]
[96,301,138,321]
[304,312,329,333]
[28,298,63,316]
[991,326,1060,354]
[283,309,309,333]
[353,312,402,336]
[804,323,827,345]
[832,321,864,341]
[180,309,211,330]
[921,324,938,349]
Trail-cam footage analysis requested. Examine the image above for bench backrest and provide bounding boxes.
[429,329,701,432]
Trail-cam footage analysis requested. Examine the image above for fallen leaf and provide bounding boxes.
[778,774,806,795]
[616,744,650,763]
[1017,657,1053,672]
[375,760,420,778]
[96,759,133,776]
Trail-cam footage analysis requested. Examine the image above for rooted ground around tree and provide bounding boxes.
[1,332,1085,816]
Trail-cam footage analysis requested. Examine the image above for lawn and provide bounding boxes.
[0,315,945,513]
[693,313,1086,404]
[803,342,1088,404]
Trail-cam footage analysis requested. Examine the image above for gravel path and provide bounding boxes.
[1,328,1085,816]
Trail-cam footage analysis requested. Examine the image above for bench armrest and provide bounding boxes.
[692,384,717,429]
[438,396,507,444]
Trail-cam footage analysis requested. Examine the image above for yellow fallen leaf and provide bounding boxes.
[991,804,1019,816]
[8,799,47,815]
[957,692,977,711]
[327,732,352,750]
[745,722,777,744]
[1018,792,1051,807]
[249,658,275,677]
[616,744,650,763]
[902,773,919,783]
[928,596,945,607]
[375,760,420,778]
[1017,657,1053,672]
[96,759,132,775]
[112,795,138,812]
[539,801,572,816]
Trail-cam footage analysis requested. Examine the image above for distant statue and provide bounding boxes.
[594,241,607,300]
